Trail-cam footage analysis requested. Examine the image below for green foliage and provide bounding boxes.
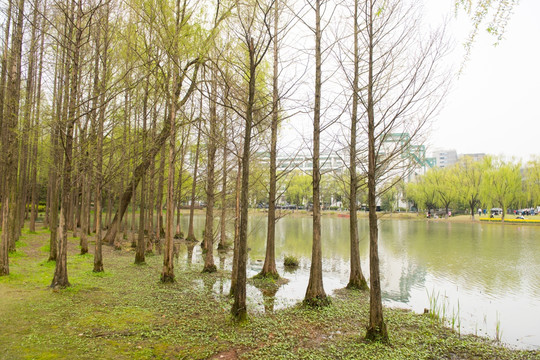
[525,156,540,207]
[480,157,522,220]
[409,156,530,218]
[283,255,299,267]
[285,171,312,206]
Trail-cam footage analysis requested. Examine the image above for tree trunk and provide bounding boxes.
[17,0,39,237]
[259,0,280,279]
[304,0,328,306]
[1,0,25,274]
[347,0,368,291]
[29,5,46,233]
[135,79,149,264]
[218,113,228,250]
[229,157,242,297]
[52,0,83,289]
[175,124,190,237]
[365,1,388,341]
[186,117,202,242]
[231,37,257,322]
[93,4,110,273]
[202,68,218,273]
[156,142,166,239]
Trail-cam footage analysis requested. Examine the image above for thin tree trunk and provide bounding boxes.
[17,0,39,236]
[259,0,280,279]
[347,0,367,291]
[365,1,387,341]
[232,37,258,322]
[218,112,228,250]
[52,0,82,289]
[29,4,46,233]
[135,78,149,264]
[229,156,242,297]
[0,0,13,232]
[186,116,202,242]
[304,0,328,306]
[93,3,110,273]
[175,125,190,237]
[1,0,25,274]
[202,67,218,273]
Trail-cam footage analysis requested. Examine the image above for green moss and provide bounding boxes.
[283,255,299,267]
[0,224,537,360]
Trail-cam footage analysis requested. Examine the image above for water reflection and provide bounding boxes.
[177,214,540,349]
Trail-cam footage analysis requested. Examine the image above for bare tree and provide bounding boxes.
[357,0,449,342]
[304,0,328,306]
[344,0,368,291]
[230,0,274,321]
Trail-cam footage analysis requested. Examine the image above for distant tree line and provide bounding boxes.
[406,156,540,222]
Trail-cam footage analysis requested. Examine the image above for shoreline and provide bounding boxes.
[1,225,538,359]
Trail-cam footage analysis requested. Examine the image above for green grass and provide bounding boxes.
[0,225,537,359]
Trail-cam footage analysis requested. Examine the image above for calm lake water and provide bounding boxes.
[174,214,540,350]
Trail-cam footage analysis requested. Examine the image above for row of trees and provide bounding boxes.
[1,0,507,344]
[406,156,540,221]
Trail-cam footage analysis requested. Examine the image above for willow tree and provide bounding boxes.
[358,0,449,342]
[455,0,519,62]
[456,156,484,219]
[525,157,540,208]
[480,157,522,223]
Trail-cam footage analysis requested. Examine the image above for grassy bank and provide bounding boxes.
[1,226,537,359]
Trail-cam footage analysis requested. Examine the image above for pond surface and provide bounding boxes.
[174,214,540,350]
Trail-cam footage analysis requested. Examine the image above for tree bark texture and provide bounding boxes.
[305,0,328,306]
[347,0,368,291]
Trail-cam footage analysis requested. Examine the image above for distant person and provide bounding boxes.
[478,208,482,216]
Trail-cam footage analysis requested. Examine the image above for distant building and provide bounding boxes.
[432,149,458,168]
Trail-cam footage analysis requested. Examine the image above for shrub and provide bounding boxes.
[284,255,299,267]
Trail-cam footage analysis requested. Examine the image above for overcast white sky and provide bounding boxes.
[425,0,540,162]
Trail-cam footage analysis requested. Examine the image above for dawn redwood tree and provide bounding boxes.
[202,66,218,274]
[1,0,25,275]
[29,3,47,233]
[358,0,449,341]
[186,110,202,242]
[135,77,150,265]
[93,2,111,273]
[52,0,84,288]
[217,107,229,250]
[258,0,280,280]
[304,0,328,306]
[345,0,368,291]
[230,0,274,321]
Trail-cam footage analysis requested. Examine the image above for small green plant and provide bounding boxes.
[495,311,503,342]
[283,255,299,267]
